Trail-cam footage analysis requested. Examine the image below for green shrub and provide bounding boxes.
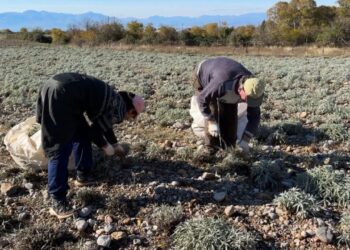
[251,160,285,190]
[339,210,350,247]
[145,142,174,159]
[172,217,257,250]
[216,149,251,175]
[296,166,350,206]
[75,188,105,206]
[0,207,13,234]
[319,123,348,142]
[96,22,125,43]
[273,188,320,218]
[155,106,189,126]
[14,225,76,250]
[176,147,195,161]
[151,204,183,230]
[51,28,69,44]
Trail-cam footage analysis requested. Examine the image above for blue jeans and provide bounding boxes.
[48,133,92,201]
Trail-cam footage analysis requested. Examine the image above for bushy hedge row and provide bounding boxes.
[1,0,349,47]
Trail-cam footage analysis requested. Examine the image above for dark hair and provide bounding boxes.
[119,91,135,111]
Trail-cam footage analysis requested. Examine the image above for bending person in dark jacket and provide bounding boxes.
[193,57,265,152]
[36,72,145,218]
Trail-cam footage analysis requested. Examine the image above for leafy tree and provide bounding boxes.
[229,25,256,46]
[204,23,219,38]
[142,24,157,44]
[17,27,29,40]
[179,29,197,45]
[157,25,178,44]
[51,28,69,44]
[96,22,125,43]
[80,30,97,45]
[27,28,51,43]
[337,0,350,45]
[126,21,143,43]
[316,24,345,46]
[217,23,233,45]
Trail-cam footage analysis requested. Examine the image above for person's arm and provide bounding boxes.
[90,112,118,147]
[89,123,108,148]
[197,83,224,121]
[237,106,260,153]
[94,119,126,158]
[244,106,261,139]
[36,87,43,124]
[104,128,118,145]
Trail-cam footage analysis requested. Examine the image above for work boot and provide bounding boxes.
[74,171,96,187]
[49,198,74,219]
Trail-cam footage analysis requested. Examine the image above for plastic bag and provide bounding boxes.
[3,116,74,170]
[189,96,248,141]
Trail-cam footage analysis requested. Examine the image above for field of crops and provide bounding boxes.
[0,45,350,249]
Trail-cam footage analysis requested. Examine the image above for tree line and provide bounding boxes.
[1,0,349,47]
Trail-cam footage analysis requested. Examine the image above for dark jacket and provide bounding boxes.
[36,73,126,157]
[195,57,261,136]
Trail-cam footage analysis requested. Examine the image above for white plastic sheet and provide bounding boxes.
[189,96,248,141]
[3,116,74,170]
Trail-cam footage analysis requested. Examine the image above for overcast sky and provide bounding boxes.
[0,0,338,17]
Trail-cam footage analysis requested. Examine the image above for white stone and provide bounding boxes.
[79,206,92,218]
[224,205,235,217]
[76,219,88,232]
[97,235,111,247]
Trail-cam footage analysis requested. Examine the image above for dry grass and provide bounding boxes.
[1,34,350,56]
[93,43,350,57]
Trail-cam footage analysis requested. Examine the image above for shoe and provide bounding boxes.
[74,172,96,187]
[49,198,74,219]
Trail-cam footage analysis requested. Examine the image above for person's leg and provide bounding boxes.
[73,141,93,175]
[48,143,74,219]
[48,143,73,201]
[220,103,238,148]
[204,100,221,149]
[73,117,93,186]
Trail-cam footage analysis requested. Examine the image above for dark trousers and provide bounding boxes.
[193,74,238,149]
[204,100,238,149]
[48,128,92,201]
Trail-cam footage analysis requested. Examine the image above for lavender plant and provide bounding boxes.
[296,167,350,206]
[339,210,350,247]
[273,188,320,218]
[150,204,183,230]
[172,217,257,250]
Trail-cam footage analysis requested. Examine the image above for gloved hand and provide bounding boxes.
[113,143,126,159]
[102,143,115,156]
[238,131,252,153]
[208,120,219,137]
[238,139,250,153]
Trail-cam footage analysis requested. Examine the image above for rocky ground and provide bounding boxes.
[0,45,350,249]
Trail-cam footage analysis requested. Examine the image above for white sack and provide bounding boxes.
[3,116,74,170]
[189,96,248,141]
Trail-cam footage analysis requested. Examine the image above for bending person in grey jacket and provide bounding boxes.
[193,57,265,152]
[36,72,145,219]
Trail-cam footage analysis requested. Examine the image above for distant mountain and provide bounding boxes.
[119,13,267,29]
[0,10,266,31]
[0,10,108,31]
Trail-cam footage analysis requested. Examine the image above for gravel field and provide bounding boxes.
[0,45,350,249]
